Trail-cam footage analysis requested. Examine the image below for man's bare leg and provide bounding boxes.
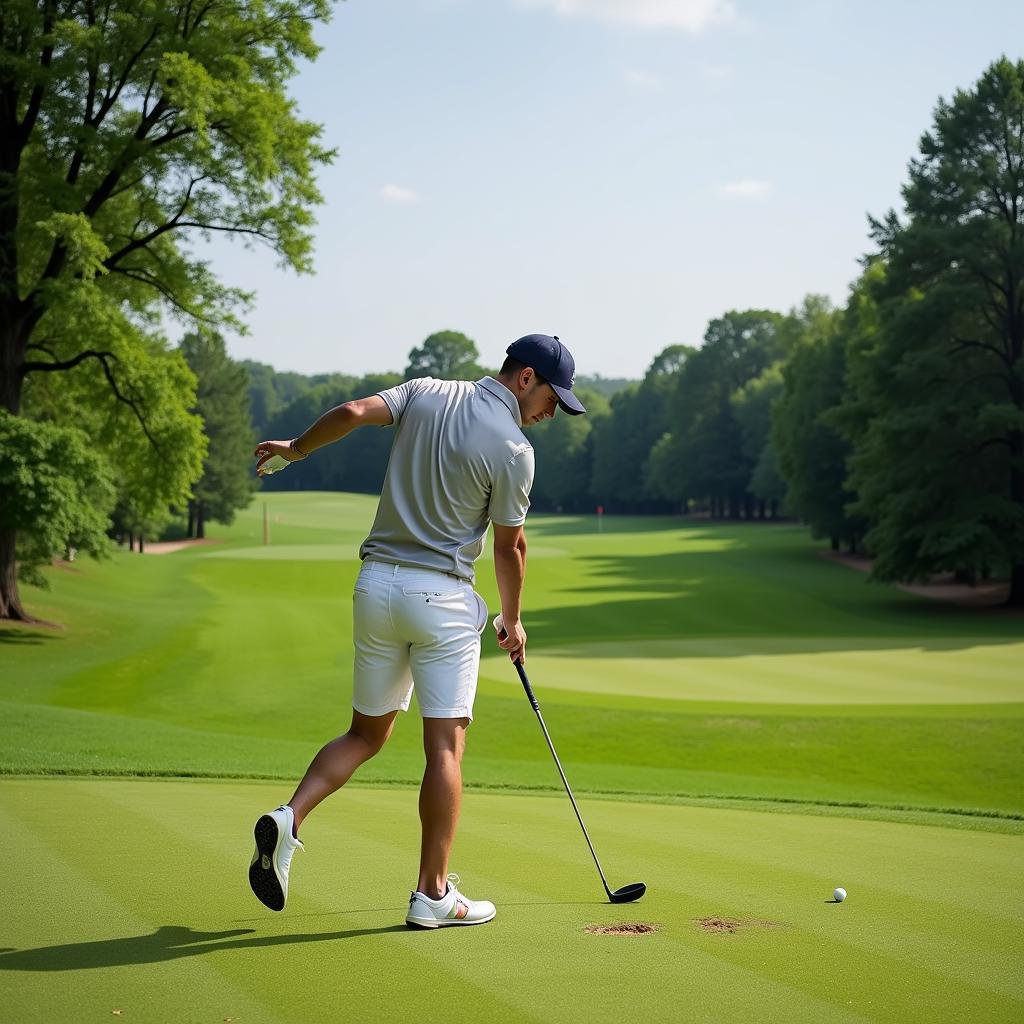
[417,716,469,899]
[287,709,398,832]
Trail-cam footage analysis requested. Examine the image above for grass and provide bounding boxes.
[2,494,1021,825]
[2,778,1022,1023]
[1,493,1021,1021]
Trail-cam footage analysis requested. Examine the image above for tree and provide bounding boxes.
[404,331,484,380]
[528,388,609,513]
[0,412,117,589]
[0,1,333,619]
[773,295,861,548]
[732,363,786,517]
[849,59,1024,603]
[590,345,692,513]
[180,332,258,538]
[657,311,785,516]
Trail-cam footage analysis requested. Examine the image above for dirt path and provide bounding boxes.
[141,538,222,555]
[819,550,1011,607]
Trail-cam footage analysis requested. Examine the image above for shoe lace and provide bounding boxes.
[446,872,461,897]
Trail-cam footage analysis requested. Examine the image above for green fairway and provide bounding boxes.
[1,492,1022,1021]
[2,778,1021,1023]
[2,493,1021,822]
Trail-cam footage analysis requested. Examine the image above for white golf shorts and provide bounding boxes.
[351,559,489,721]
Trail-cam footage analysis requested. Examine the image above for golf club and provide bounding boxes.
[496,617,646,904]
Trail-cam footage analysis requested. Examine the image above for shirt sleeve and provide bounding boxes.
[377,377,430,426]
[488,443,535,527]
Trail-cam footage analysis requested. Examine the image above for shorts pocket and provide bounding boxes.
[473,592,488,634]
[401,585,465,599]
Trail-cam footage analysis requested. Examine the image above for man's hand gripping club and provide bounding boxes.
[492,613,527,664]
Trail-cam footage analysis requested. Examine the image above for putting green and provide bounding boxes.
[482,637,1024,704]
[1,778,1021,1023]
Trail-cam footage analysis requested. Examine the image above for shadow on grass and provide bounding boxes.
[519,543,1023,656]
[0,923,411,971]
[0,628,64,646]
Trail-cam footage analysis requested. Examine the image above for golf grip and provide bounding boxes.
[514,659,541,712]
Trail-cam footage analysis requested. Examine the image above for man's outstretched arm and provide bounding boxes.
[254,396,394,476]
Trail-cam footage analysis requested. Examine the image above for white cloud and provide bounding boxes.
[379,184,419,204]
[622,68,661,92]
[717,179,772,198]
[514,0,738,32]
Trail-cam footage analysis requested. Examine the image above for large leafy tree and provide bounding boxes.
[0,0,333,620]
[848,58,1024,603]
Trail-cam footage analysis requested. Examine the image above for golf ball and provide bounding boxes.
[833,887,847,902]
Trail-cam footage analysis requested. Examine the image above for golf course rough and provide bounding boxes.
[1,493,1022,1022]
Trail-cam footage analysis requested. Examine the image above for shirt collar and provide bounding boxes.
[477,376,523,427]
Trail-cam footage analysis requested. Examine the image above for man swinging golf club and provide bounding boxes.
[248,334,585,928]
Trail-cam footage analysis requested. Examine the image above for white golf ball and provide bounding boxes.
[833,887,847,902]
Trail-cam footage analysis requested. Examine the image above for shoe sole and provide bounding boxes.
[405,911,496,930]
[248,814,286,912]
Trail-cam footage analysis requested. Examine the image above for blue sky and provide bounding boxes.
[207,0,1024,380]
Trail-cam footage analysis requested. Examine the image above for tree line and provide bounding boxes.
[1,1,1021,621]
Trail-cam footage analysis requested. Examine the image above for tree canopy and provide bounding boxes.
[846,58,1024,599]
[1,0,334,619]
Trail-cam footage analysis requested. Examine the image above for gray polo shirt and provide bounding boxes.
[358,376,535,583]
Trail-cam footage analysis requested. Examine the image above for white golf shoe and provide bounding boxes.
[248,805,303,911]
[405,874,496,929]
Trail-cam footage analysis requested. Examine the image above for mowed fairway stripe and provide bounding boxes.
[0,784,273,1024]
[2,780,540,1024]
[2,780,1022,1023]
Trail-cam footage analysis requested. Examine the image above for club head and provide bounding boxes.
[608,882,646,904]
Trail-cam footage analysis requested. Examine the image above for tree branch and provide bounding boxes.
[951,336,1012,367]
[17,0,57,144]
[20,348,162,450]
[103,175,204,267]
[108,265,221,324]
[88,21,161,130]
[32,96,172,290]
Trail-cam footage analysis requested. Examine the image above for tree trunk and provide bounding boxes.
[1,302,31,621]
[187,501,195,538]
[831,536,839,552]
[0,527,30,621]
[139,535,144,554]
[196,502,206,539]
[1008,564,1024,607]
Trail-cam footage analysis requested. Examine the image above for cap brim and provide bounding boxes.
[552,384,586,416]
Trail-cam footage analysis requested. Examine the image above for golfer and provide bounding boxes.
[248,334,585,928]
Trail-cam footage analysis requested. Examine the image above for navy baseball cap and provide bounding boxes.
[505,334,586,415]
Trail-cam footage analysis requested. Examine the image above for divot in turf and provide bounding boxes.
[584,922,659,935]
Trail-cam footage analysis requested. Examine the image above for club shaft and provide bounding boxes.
[515,661,611,894]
